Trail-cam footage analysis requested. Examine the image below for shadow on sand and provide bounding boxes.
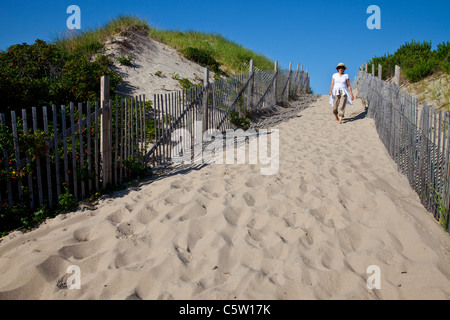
[343,107,368,123]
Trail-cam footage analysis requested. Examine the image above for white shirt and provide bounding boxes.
[329,72,353,106]
[332,73,349,90]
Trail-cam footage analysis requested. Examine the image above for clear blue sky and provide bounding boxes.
[0,0,449,94]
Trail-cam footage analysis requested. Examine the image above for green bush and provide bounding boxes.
[229,110,250,130]
[117,55,133,66]
[182,47,221,73]
[96,54,114,67]
[0,39,122,115]
[57,185,78,212]
[366,40,449,82]
[436,41,450,61]
[179,78,194,89]
[403,58,436,82]
[123,154,152,179]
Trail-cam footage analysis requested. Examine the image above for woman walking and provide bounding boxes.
[329,63,354,124]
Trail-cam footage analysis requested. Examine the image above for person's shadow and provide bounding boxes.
[343,107,368,123]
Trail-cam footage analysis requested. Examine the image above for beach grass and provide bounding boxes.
[146,28,274,74]
[51,15,274,75]
[52,15,149,57]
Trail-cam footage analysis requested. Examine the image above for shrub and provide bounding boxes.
[96,54,114,67]
[366,40,449,82]
[436,41,450,60]
[182,47,221,73]
[403,58,436,83]
[57,185,78,212]
[117,55,133,66]
[179,78,194,89]
[0,39,122,114]
[229,110,250,130]
[123,154,152,179]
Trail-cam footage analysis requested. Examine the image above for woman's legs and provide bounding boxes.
[338,93,348,124]
[333,92,341,121]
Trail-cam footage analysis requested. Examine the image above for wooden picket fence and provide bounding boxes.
[146,60,310,165]
[0,59,309,211]
[0,89,147,210]
[355,68,450,232]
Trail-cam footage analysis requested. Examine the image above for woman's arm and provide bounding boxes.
[329,78,335,95]
[346,78,354,100]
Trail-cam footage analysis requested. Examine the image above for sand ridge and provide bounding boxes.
[1,95,450,299]
[103,27,217,97]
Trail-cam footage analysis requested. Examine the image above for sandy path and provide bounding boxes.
[1,95,450,300]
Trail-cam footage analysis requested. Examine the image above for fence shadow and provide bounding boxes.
[343,107,368,123]
[251,94,317,129]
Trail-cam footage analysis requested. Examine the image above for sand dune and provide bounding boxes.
[1,95,450,300]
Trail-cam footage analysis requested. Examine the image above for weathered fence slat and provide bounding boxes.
[87,102,92,193]
[78,103,85,200]
[32,107,44,206]
[0,114,13,206]
[53,105,61,200]
[61,105,69,191]
[11,111,23,201]
[94,102,100,192]
[22,109,35,209]
[356,69,450,232]
[43,107,53,208]
[114,99,119,186]
[119,99,124,184]
[70,103,78,201]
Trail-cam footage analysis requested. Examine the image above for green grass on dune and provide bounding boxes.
[147,28,275,74]
[52,15,150,56]
[52,15,275,75]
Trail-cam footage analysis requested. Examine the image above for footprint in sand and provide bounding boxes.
[116,220,145,239]
[36,255,69,282]
[107,208,129,225]
[242,192,255,207]
[173,242,194,264]
[245,176,265,188]
[198,180,225,199]
[73,226,94,242]
[58,237,107,260]
[186,220,205,251]
[179,201,208,221]
[247,228,264,242]
[223,207,240,226]
[135,205,159,225]
[283,212,297,228]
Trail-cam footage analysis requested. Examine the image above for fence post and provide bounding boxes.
[274,61,278,104]
[100,76,111,188]
[378,64,382,80]
[287,62,292,99]
[394,65,401,86]
[306,69,310,93]
[202,67,209,133]
[301,65,304,93]
[247,59,254,111]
